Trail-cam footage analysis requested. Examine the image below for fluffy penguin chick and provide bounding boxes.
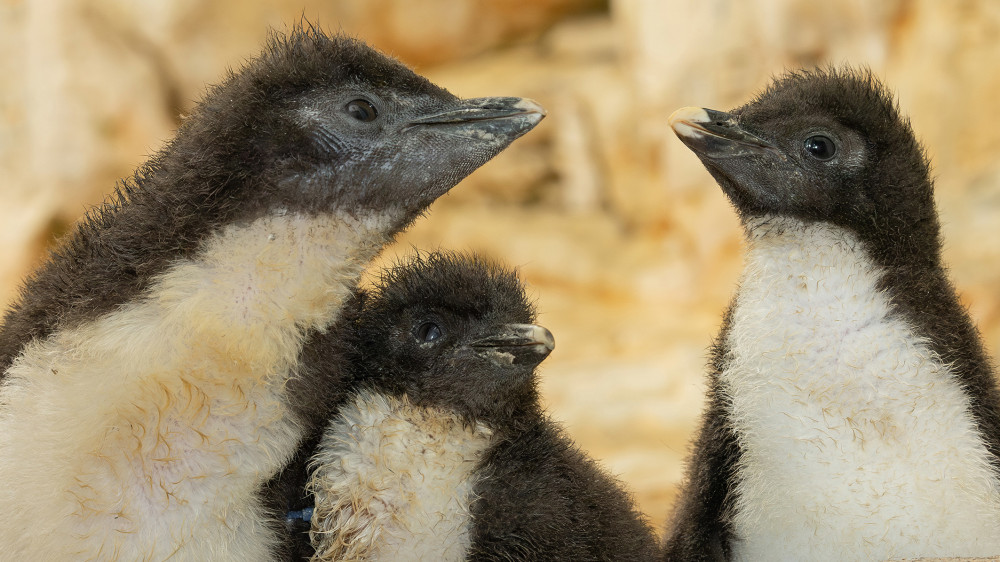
[664,68,1000,561]
[0,27,543,561]
[306,252,660,561]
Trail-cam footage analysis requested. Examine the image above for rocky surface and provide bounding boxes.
[3,0,1000,535]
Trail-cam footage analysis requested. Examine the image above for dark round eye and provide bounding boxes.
[804,135,837,160]
[415,322,442,343]
[346,99,378,122]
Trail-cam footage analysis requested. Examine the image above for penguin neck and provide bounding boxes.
[150,210,392,370]
[741,213,995,402]
[484,390,545,435]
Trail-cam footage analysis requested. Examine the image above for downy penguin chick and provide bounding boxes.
[0,26,543,561]
[307,252,660,561]
[664,68,1000,561]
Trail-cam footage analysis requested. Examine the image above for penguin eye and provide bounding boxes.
[346,99,378,122]
[804,135,837,161]
[415,322,443,343]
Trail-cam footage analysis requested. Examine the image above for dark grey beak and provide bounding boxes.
[406,97,546,139]
[470,323,555,368]
[669,107,781,160]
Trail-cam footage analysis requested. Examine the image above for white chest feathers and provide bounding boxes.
[0,211,389,561]
[724,217,1000,561]
[308,392,493,562]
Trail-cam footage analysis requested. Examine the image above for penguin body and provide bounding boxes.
[306,252,660,561]
[0,27,543,560]
[665,68,1000,560]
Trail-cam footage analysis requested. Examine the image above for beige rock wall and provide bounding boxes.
[2,0,1000,534]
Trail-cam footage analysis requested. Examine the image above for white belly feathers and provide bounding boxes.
[725,217,1000,561]
[309,391,493,562]
[0,211,388,561]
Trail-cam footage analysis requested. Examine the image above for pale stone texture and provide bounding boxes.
[2,0,1000,541]
[894,559,1000,562]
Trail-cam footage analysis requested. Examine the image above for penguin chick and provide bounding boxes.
[306,252,660,562]
[0,26,543,561]
[664,67,1000,561]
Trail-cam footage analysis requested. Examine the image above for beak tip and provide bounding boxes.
[516,98,547,126]
[535,326,555,353]
[668,106,711,139]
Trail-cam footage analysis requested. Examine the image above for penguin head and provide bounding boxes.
[669,68,938,262]
[351,252,554,426]
[166,25,545,233]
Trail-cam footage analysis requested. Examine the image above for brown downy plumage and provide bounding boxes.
[665,67,1000,560]
[0,24,543,561]
[301,252,660,561]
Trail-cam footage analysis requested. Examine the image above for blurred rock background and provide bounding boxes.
[2,0,1000,532]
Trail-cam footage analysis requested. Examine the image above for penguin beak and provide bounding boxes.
[669,107,782,160]
[469,323,555,368]
[406,97,546,138]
